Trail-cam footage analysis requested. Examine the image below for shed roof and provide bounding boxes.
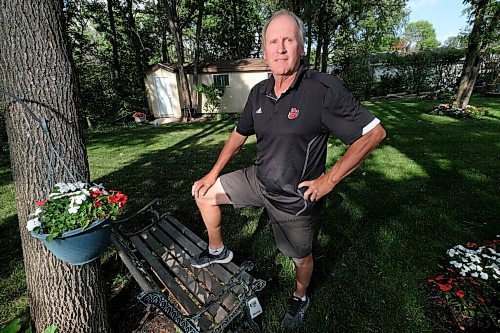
[148,58,269,75]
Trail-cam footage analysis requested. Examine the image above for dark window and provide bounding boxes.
[214,74,229,87]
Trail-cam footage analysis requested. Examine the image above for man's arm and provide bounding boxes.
[299,124,386,201]
[191,130,248,198]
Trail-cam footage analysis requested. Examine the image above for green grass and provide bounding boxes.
[0,96,499,332]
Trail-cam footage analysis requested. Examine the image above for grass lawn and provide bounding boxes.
[1,96,499,332]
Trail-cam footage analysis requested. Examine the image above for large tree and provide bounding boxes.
[0,1,109,332]
[454,0,499,109]
[403,20,440,50]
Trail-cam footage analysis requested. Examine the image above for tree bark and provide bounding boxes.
[107,0,123,111]
[454,0,499,108]
[314,3,325,70]
[0,1,109,332]
[163,0,192,121]
[126,0,145,89]
[193,0,205,113]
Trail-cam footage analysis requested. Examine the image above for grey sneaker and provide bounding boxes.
[281,295,310,329]
[190,247,233,268]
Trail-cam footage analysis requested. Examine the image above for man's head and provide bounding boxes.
[262,10,305,76]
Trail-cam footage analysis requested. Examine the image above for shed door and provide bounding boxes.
[154,77,174,116]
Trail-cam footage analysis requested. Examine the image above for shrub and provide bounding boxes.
[196,83,225,113]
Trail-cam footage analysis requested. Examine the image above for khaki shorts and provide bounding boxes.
[220,166,320,259]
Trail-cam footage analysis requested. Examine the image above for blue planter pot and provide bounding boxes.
[31,218,112,265]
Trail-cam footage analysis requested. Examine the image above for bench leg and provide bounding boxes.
[138,291,201,333]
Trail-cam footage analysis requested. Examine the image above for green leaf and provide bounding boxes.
[42,325,58,333]
[0,318,21,333]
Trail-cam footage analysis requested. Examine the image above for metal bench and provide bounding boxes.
[111,199,266,332]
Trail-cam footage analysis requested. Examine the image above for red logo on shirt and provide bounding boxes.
[288,107,300,119]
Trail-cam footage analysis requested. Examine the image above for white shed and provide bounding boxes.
[145,58,270,120]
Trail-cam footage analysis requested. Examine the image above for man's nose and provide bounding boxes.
[277,40,286,53]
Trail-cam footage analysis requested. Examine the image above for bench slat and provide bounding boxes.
[163,215,254,285]
[130,235,212,330]
[142,229,230,321]
[156,220,243,313]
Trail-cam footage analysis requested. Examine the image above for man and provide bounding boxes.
[191,10,386,329]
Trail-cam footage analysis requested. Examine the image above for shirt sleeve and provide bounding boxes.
[320,79,379,145]
[235,88,255,136]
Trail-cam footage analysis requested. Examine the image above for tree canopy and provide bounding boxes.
[403,20,441,50]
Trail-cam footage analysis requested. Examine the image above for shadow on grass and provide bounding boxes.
[1,96,498,332]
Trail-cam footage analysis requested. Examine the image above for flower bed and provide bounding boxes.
[422,237,500,332]
[430,104,488,119]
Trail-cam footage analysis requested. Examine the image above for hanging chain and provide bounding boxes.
[1,87,86,196]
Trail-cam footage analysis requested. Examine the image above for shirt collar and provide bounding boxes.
[260,63,308,96]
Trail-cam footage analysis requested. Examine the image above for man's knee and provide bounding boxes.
[292,254,313,268]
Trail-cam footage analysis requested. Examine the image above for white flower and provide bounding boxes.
[34,208,42,216]
[471,272,479,277]
[480,272,488,280]
[447,249,456,257]
[26,218,41,231]
[68,205,79,214]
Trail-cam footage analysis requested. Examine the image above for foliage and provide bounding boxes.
[27,182,127,240]
[196,82,225,113]
[337,51,374,100]
[403,20,441,50]
[0,319,57,333]
[430,103,488,118]
[443,34,469,49]
[371,48,465,95]
[423,237,500,332]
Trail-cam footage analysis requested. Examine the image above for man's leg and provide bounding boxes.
[293,254,313,298]
[195,178,232,249]
[191,178,233,268]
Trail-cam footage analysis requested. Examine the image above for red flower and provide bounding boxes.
[455,290,465,298]
[93,200,102,207]
[90,189,103,198]
[108,191,128,208]
[427,278,434,283]
[477,296,485,303]
[36,200,47,206]
[438,283,452,292]
[466,242,477,248]
[435,275,444,281]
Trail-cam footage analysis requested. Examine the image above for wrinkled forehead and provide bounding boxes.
[265,15,299,39]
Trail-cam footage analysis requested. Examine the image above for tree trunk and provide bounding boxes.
[193,0,205,114]
[305,19,312,66]
[163,0,192,121]
[126,0,145,89]
[158,0,171,63]
[454,0,499,108]
[0,1,109,332]
[321,19,330,72]
[107,0,123,111]
[314,4,325,70]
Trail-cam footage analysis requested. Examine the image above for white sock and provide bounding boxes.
[209,245,225,255]
[293,293,307,301]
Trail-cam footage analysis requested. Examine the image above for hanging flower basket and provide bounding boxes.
[27,182,127,265]
[31,218,111,265]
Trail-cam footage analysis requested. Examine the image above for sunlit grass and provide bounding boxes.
[0,96,498,331]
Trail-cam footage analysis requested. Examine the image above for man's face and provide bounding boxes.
[264,15,303,77]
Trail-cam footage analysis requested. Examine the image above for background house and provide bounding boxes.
[145,58,270,121]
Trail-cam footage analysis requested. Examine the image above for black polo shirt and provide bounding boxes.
[236,65,380,216]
